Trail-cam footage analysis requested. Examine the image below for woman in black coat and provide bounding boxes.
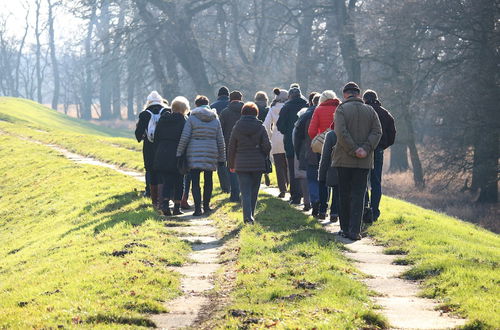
[153,96,190,216]
[228,102,272,224]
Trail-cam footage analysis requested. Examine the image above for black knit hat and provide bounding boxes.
[363,89,378,103]
[230,90,243,101]
[218,86,229,96]
[343,82,361,94]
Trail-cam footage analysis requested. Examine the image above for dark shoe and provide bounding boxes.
[318,213,326,220]
[303,203,311,212]
[337,230,345,237]
[330,214,338,223]
[180,195,191,210]
[142,190,150,198]
[162,207,172,216]
[347,232,362,241]
[289,199,301,205]
[193,205,203,216]
[203,204,212,214]
[311,202,319,217]
[244,217,255,224]
[173,203,183,216]
[278,192,286,198]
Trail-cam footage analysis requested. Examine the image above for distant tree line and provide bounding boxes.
[0,0,497,202]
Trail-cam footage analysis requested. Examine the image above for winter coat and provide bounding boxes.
[366,100,396,150]
[153,112,187,173]
[333,97,382,169]
[211,95,230,116]
[293,106,319,170]
[319,130,339,186]
[276,97,308,158]
[176,106,226,171]
[228,115,271,173]
[308,98,340,139]
[220,101,243,149]
[256,101,270,123]
[134,104,170,171]
[263,102,285,154]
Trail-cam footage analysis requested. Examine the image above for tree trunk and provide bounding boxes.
[98,0,112,120]
[82,6,97,120]
[334,0,361,84]
[111,1,126,119]
[295,1,315,93]
[48,0,60,110]
[35,0,43,103]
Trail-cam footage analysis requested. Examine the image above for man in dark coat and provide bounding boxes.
[211,86,231,193]
[220,90,244,202]
[363,90,396,222]
[134,91,170,206]
[277,86,308,204]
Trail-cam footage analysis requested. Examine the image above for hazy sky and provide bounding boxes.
[0,0,82,46]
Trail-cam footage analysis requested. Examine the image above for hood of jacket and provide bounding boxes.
[192,105,217,122]
[285,96,308,109]
[319,98,340,107]
[145,104,167,114]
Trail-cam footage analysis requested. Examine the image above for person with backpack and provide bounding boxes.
[211,86,231,193]
[333,82,382,240]
[176,95,226,216]
[363,90,396,222]
[134,91,170,209]
[263,88,289,198]
[220,91,244,202]
[228,102,272,224]
[277,85,308,205]
[153,96,190,216]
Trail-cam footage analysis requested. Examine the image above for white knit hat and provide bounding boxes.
[147,91,163,105]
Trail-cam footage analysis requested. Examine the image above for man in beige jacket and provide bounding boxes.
[333,82,382,240]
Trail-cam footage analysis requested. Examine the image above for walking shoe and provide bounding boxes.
[289,199,301,205]
[162,207,172,216]
[203,204,212,215]
[193,205,203,216]
[330,214,338,223]
[302,203,311,212]
[173,203,183,216]
[278,192,286,198]
[318,213,326,220]
[347,232,362,241]
[180,195,191,210]
[311,202,319,217]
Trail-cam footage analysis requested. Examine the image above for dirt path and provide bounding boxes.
[37,142,225,329]
[262,186,466,330]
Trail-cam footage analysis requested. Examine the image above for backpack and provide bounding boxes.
[311,128,331,153]
[145,108,165,143]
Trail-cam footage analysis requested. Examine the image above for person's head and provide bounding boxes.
[241,102,259,117]
[217,86,229,97]
[230,90,243,102]
[145,90,163,108]
[363,89,378,105]
[273,88,288,103]
[313,95,321,106]
[288,86,301,99]
[290,83,300,90]
[254,91,268,104]
[342,82,361,99]
[319,90,337,104]
[194,95,209,107]
[171,96,190,115]
[308,92,319,106]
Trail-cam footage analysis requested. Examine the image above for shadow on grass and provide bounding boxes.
[61,191,158,238]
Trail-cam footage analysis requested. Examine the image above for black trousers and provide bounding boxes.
[160,172,184,202]
[287,157,302,202]
[190,169,213,207]
[337,167,369,235]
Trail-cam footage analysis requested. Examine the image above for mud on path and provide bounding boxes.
[262,186,466,330]
[26,138,226,330]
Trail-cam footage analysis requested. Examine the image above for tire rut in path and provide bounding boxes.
[262,186,466,330]
[39,141,225,329]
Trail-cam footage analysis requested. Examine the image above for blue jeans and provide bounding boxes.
[366,148,384,220]
[227,166,240,201]
[237,172,262,221]
[306,165,320,204]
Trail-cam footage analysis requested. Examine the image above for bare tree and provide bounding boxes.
[47,0,60,110]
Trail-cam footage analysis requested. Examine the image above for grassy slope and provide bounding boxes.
[0,97,498,328]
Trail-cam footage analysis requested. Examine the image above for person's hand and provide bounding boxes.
[355,147,367,159]
[229,168,235,173]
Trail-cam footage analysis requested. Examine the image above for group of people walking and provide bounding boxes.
[135,81,395,239]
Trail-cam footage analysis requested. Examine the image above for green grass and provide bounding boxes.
[369,197,500,328]
[0,132,190,328]
[206,192,388,329]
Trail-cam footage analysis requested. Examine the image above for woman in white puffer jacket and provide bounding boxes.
[263,88,289,198]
